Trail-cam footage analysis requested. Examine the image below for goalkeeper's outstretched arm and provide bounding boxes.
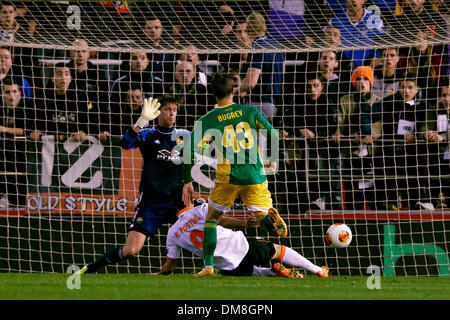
[121,97,161,150]
[133,97,161,132]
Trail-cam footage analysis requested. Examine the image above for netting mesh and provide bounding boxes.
[0,0,449,276]
[8,1,449,51]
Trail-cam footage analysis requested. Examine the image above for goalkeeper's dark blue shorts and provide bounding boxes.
[130,199,179,238]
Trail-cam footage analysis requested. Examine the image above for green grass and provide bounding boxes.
[1,273,450,300]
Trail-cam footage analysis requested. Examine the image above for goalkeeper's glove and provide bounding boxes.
[134,97,161,129]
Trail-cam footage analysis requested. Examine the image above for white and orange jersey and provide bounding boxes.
[166,204,249,271]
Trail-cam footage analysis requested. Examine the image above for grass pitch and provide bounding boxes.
[0,273,449,300]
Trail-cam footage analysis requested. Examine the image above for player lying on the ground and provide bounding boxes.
[158,201,329,278]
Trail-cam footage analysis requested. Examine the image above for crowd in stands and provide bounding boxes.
[0,0,449,212]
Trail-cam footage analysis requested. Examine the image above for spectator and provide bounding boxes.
[298,25,355,88]
[218,20,251,79]
[30,63,102,142]
[165,61,211,131]
[323,24,356,83]
[396,0,449,81]
[297,50,349,107]
[396,0,448,42]
[68,39,109,115]
[175,1,244,46]
[235,11,285,121]
[0,77,29,207]
[107,85,144,137]
[327,0,397,16]
[109,51,162,112]
[372,47,405,100]
[437,2,450,76]
[285,74,340,210]
[328,0,385,67]
[178,44,209,87]
[0,2,38,81]
[0,2,34,42]
[0,46,33,101]
[68,39,104,91]
[0,2,19,43]
[129,1,178,39]
[420,80,450,208]
[318,50,350,104]
[378,73,432,210]
[332,66,382,210]
[83,1,131,42]
[140,15,176,83]
[405,27,444,102]
[302,0,334,43]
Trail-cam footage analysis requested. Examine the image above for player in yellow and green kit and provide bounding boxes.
[182,73,288,276]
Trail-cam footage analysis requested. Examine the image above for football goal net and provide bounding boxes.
[0,0,449,276]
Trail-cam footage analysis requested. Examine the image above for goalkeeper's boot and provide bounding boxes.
[317,266,329,278]
[196,266,215,277]
[272,262,303,279]
[268,208,288,238]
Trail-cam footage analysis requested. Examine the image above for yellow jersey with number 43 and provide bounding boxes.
[186,102,278,185]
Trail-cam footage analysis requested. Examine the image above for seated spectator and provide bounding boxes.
[0,77,30,207]
[30,63,103,142]
[235,11,285,121]
[164,61,211,131]
[109,51,162,113]
[378,73,432,210]
[332,66,382,210]
[328,0,385,67]
[372,47,405,100]
[283,74,340,210]
[420,80,450,209]
[0,46,33,101]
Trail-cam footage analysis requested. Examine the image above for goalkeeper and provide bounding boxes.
[181,73,288,276]
[78,95,190,274]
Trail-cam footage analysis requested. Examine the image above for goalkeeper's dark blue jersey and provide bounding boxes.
[121,125,190,204]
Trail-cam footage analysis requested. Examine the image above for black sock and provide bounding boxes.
[85,246,125,273]
[260,214,275,234]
